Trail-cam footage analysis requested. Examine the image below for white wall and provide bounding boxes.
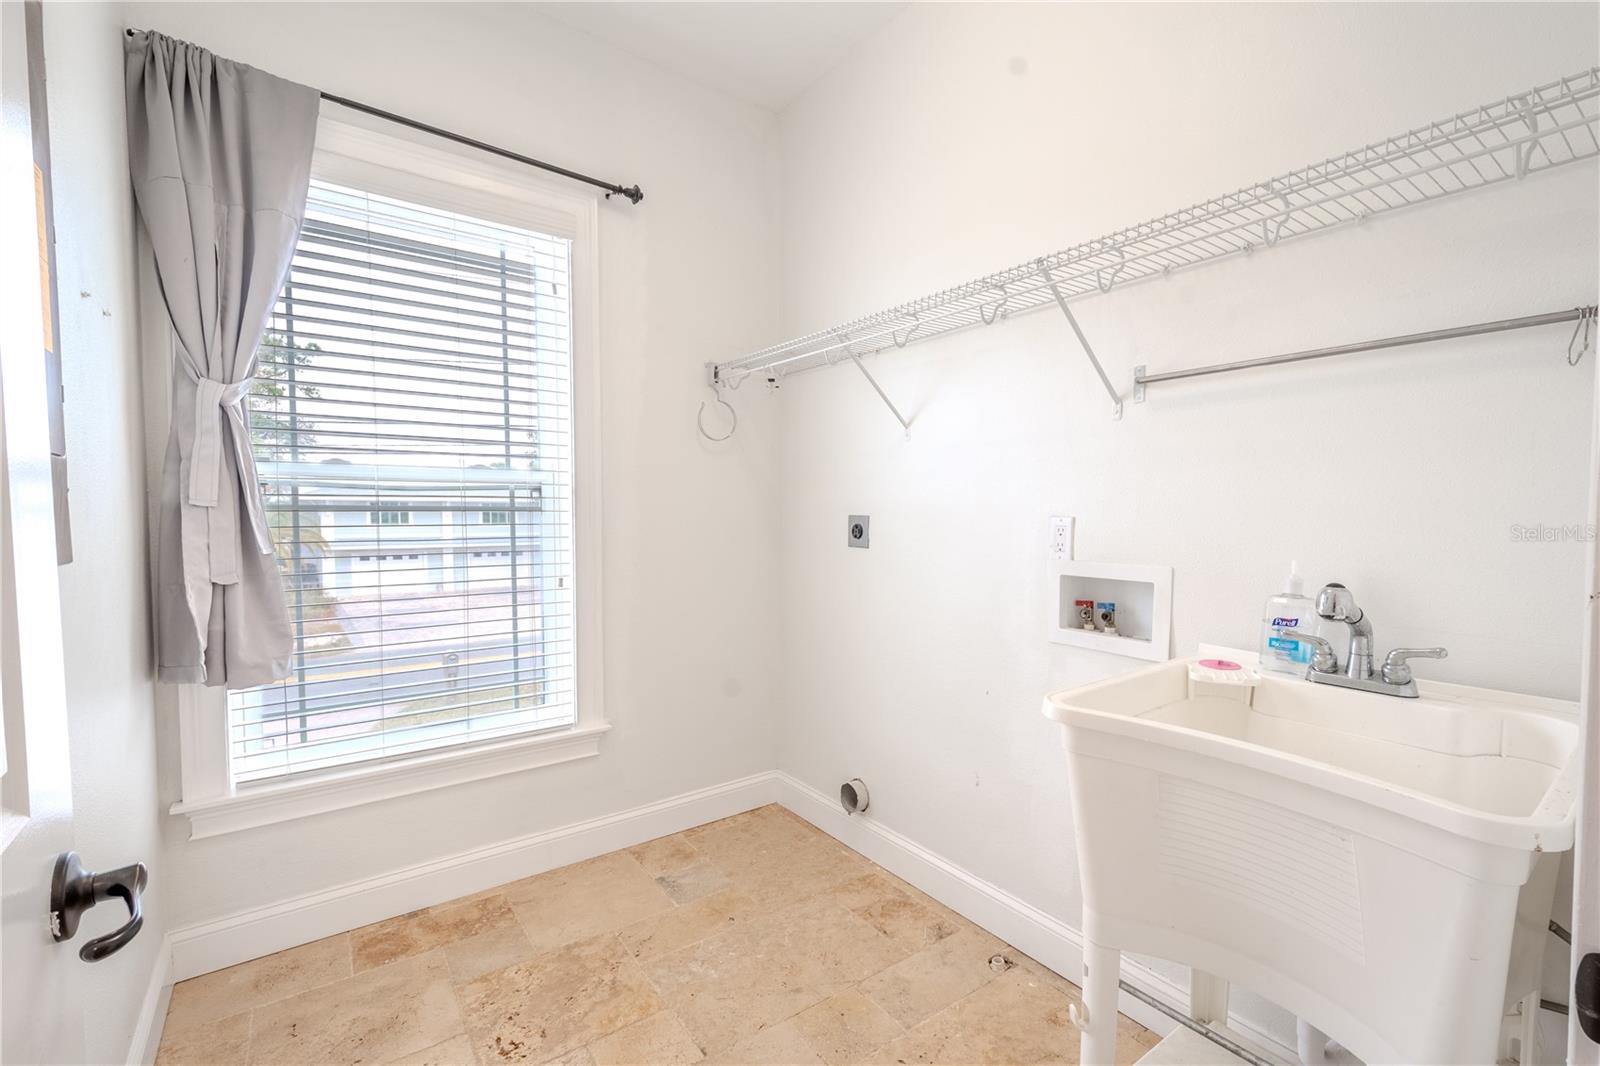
[117,2,784,925]
[40,2,1599,1058]
[774,1,1598,1048]
[44,4,168,1062]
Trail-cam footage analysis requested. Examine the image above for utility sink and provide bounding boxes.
[1049,660,1578,850]
[1041,657,1579,1065]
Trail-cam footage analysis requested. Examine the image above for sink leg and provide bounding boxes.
[1190,969,1230,1026]
[1515,991,1539,1065]
[1081,939,1120,1066]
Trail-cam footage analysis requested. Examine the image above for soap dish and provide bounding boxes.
[1188,658,1262,687]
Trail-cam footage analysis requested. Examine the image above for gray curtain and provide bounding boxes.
[125,30,319,688]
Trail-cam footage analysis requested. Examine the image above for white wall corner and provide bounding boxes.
[127,933,174,1066]
[770,772,1301,1065]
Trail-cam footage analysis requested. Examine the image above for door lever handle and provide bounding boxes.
[50,851,149,962]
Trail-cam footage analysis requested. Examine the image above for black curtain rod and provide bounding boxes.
[124,28,643,205]
[318,92,643,204]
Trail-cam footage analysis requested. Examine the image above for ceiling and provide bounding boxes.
[530,2,907,112]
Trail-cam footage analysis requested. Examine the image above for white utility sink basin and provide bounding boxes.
[1042,657,1579,1066]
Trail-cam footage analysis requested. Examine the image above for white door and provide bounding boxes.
[0,0,86,1060]
[1570,329,1600,1064]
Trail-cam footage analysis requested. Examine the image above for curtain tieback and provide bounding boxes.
[188,376,273,555]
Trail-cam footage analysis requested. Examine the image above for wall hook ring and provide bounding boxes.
[697,386,738,441]
[1569,306,1595,367]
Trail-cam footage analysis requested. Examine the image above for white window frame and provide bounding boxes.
[167,113,607,840]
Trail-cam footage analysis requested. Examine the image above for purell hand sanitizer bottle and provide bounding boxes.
[1260,562,1315,675]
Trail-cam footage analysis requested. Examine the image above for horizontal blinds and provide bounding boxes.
[227,179,575,785]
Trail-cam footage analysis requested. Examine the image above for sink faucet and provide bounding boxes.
[1316,583,1373,679]
[1282,583,1447,698]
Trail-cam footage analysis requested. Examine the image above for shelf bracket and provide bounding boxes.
[1039,263,1123,419]
[848,353,911,437]
[1262,188,1293,246]
[1515,95,1539,178]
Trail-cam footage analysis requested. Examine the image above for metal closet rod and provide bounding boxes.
[124,28,643,205]
[1135,306,1597,390]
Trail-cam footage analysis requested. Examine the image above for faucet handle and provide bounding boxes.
[1381,647,1448,686]
[1282,630,1337,674]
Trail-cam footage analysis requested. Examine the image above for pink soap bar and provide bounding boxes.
[1198,658,1241,670]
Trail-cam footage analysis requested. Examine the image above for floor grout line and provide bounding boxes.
[438,953,478,1066]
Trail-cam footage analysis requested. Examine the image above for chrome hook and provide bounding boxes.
[696,385,738,442]
[1568,306,1595,367]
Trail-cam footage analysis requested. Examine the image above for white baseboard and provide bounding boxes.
[166,771,779,984]
[153,768,1296,1066]
[771,772,1299,1065]
[127,933,172,1065]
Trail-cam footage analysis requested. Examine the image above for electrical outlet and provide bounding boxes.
[848,515,870,548]
[1050,515,1074,560]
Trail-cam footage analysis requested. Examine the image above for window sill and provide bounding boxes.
[170,723,610,840]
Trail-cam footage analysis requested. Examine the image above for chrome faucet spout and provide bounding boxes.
[1346,618,1374,680]
[1296,583,1447,698]
[1315,583,1374,679]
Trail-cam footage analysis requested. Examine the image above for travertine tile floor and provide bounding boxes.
[157,805,1161,1065]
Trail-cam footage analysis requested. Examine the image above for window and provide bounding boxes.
[165,120,602,837]
[221,166,584,787]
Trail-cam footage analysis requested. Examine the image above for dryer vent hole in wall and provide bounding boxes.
[840,778,869,814]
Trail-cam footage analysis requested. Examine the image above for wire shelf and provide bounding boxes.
[710,68,1600,388]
